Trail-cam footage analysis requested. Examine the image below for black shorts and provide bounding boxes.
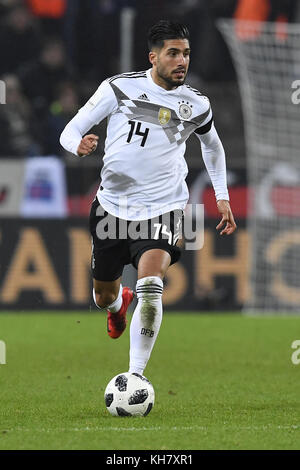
[89,198,183,281]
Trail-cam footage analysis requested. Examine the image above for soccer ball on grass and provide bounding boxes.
[104,372,155,417]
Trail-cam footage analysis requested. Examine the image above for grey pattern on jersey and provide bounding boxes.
[109,82,211,146]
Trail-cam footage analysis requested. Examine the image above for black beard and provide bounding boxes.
[157,70,185,89]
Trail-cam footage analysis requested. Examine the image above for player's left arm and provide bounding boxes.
[194,121,237,236]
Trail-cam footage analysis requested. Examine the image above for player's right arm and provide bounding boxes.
[60,80,117,157]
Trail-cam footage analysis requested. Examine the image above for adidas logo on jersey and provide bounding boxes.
[138,93,150,101]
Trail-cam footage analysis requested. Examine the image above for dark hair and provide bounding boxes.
[147,20,190,51]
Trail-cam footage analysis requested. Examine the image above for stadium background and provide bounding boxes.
[0,0,298,311]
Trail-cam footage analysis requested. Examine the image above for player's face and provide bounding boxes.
[149,39,190,90]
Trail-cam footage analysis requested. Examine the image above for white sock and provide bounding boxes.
[93,284,123,312]
[129,276,163,375]
[107,284,123,313]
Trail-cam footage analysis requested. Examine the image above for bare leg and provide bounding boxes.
[137,249,171,280]
[93,278,121,308]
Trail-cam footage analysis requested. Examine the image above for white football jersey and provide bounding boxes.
[61,69,222,220]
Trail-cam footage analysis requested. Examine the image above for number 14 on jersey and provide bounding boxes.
[127,120,149,147]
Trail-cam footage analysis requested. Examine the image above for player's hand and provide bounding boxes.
[77,134,99,157]
[216,200,237,235]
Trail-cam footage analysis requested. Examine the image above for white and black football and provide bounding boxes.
[104,372,155,417]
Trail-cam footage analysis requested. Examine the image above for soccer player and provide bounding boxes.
[60,20,236,376]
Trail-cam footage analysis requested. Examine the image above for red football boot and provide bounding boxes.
[107,287,135,339]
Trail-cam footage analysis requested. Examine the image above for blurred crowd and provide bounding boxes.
[0,0,299,158]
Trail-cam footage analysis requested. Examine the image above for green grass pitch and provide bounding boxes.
[0,312,300,450]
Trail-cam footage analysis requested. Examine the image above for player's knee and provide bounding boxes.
[151,268,165,280]
[137,249,171,280]
[138,266,167,281]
